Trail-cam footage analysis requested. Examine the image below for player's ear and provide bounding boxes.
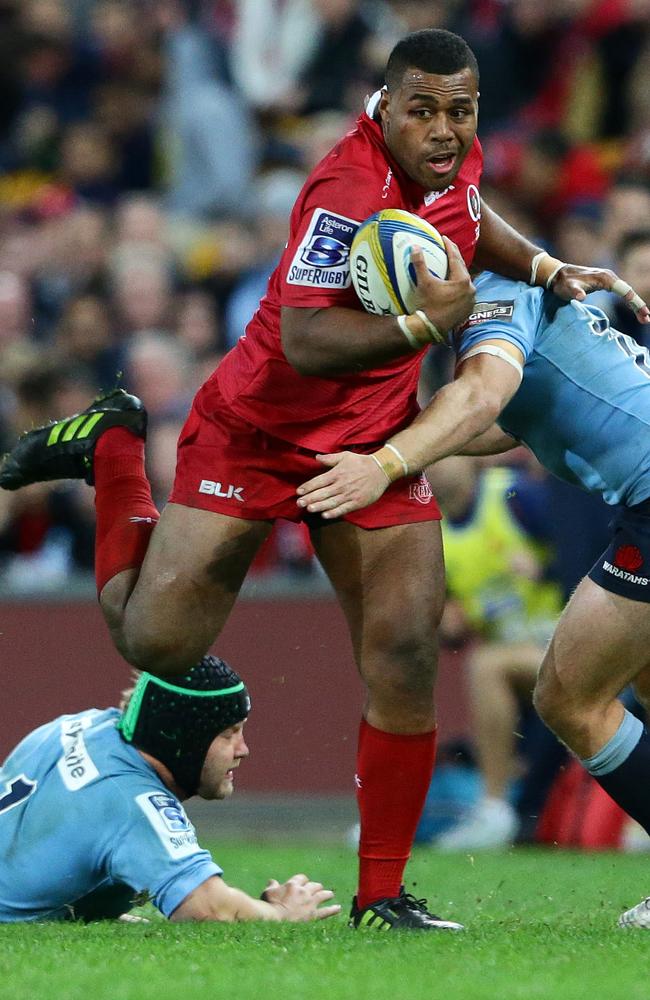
[378,87,390,123]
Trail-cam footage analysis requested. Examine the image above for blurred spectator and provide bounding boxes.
[230,0,321,115]
[164,17,257,217]
[124,329,195,422]
[225,168,305,348]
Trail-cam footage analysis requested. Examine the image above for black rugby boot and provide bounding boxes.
[349,888,464,931]
[0,388,147,490]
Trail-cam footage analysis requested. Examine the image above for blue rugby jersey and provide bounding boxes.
[0,709,219,921]
[455,273,650,507]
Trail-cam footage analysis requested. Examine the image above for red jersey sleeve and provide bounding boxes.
[278,156,387,310]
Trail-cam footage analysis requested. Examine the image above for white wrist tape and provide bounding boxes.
[530,251,566,289]
[529,251,547,286]
[384,442,409,476]
[458,344,524,380]
[397,314,422,350]
[612,278,647,315]
[414,310,446,345]
[370,453,392,483]
[545,263,566,290]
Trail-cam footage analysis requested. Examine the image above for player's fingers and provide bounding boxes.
[296,469,338,498]
[322,501,357,519]
[265,878,279,889]
[314,904,342,920]
[312,888,334,901]
[305,493,347,513]
[305,881,324,894]
[289,873,309,885]
[409,245,430,283]
[611,278,649,321]
[442,235,469,279]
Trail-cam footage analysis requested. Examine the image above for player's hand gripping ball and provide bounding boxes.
[350,209,448,316]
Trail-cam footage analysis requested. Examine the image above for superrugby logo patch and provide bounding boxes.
[614,544,644,573]
[287,208,359,289]
[136,792,200,858]
[464,301,515,327]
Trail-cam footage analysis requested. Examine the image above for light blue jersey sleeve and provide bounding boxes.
[451,272,650,507]
[454,271,546,361]
[108,788,221,918]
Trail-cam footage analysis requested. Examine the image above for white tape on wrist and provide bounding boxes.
[545,263,566,290]
[384,442,409,476]
[370,453,392,483]
[529,251,547,285]
[459,344,524,380]
[397,314,422,350]
[414,310,445,345]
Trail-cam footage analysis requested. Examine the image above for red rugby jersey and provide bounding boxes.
[215,100,483,452]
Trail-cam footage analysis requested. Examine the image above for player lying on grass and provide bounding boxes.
[0,655,340,924]
[297,270,650,928]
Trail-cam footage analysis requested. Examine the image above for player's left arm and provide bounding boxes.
[296,339,523,518]
[474,200,650,324]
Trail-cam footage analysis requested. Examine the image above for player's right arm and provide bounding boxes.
[281,241,475,375]
[458,424,520,456]
[170,873,340,923]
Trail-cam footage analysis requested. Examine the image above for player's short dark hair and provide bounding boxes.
[616,228,650,262]
[385,29,479,91]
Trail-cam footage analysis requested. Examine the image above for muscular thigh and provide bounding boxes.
[538,576,650,707]
[310,518,445,671]
[123,503,272,669]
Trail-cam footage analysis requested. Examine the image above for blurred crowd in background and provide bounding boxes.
[0,0,649,591]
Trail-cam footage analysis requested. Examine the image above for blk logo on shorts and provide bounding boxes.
[614,544,644,572]
[408,476,433,505]
[199,479,245,502]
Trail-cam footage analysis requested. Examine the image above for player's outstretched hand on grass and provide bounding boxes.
[412,236,476,334]
[551,264,650,323]
[297,452,390,518]
[262,874,341,922]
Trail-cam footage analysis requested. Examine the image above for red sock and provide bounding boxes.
[94,428,159,596]
[356,717,437,909]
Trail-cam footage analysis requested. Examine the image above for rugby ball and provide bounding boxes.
[350,209,448,316]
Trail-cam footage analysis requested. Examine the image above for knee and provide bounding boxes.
[533,670,586,742]
[362,619,438,703]
[125,629,207,677]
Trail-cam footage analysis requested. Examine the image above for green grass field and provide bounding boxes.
[1,843,649,1000]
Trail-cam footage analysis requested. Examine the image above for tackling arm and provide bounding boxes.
[296,339,524,518]
[475,200,650,322]
[457,423,520,456]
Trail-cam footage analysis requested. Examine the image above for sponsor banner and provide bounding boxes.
[464,301,515,326]
[287,208,359,288]
[57,715,99,791]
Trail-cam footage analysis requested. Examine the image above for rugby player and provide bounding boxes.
[1,29,645,932]
[296,271,650,925]
[0,655,340,923]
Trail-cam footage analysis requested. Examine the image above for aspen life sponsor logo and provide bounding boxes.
[287,208,359,288]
